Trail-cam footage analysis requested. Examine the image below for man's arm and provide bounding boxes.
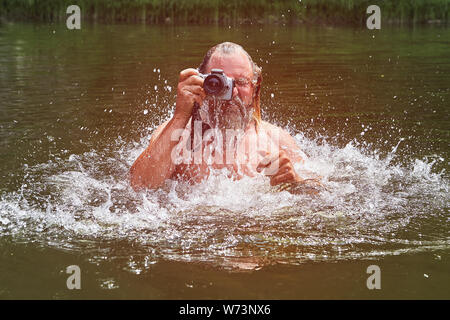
[130,118,187,190]
[258,122,323,193]
[129,68,205,191]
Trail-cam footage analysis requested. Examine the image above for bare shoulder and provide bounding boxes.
[260,120,304,163]
[260,120,296,143]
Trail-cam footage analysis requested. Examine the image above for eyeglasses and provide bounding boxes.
[234,77,257,88]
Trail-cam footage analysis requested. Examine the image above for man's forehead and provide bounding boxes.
[206,50,253,78]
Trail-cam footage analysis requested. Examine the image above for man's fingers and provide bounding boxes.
[277,162,293,175]
[263,158,280,176]
[256,151,279,172]
[278,154,290,167]
[270,171,296,186]
[179,68,200,82]
[184,75,204,86]
[256,157,270,171]
[178,85,205,109]
[183,85,205,98]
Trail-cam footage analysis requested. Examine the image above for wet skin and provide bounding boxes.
[130,49,310,190]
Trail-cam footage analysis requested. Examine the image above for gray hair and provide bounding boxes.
[198,42,261,81]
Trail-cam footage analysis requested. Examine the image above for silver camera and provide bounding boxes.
[198,68,234,101]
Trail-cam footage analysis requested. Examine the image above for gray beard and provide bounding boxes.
[199,96,254,132]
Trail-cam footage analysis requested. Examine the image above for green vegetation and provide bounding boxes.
[0,0,448,25]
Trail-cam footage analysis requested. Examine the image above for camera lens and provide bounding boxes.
[203,75,224,95]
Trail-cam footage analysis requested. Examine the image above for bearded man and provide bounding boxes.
[130,42,321,193]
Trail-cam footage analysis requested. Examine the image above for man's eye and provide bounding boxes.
[236,78,249,86]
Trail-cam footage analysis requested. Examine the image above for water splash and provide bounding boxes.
[0,128,448,271]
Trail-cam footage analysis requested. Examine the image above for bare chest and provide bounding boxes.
[173,126,278,182]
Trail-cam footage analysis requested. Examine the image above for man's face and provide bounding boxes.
[206,50,254,107]
[204,50,255,130]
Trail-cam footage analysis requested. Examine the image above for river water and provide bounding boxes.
[0,23,448,299]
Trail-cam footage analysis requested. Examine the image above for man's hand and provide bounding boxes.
[256,149,301,186]
[256,149,324,195]
[174,68,206,122]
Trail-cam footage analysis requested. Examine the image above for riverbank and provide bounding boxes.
[0,0,448,26]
